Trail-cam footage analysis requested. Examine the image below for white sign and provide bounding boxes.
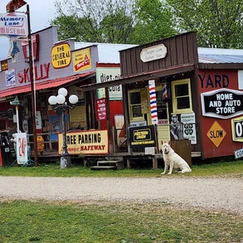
[15,133,28,164]
[140,44,167,62]
[5,69,16,86]
[0,13,27,37]
[96,67,122,100]
[234,148,243,159]
[181,113,197,144]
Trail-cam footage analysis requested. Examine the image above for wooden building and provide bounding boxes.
[83,31,243,161]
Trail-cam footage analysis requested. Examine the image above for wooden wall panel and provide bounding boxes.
[120,32,198,78]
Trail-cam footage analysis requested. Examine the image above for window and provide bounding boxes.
[129,90,143,121]
[172,79,192,113]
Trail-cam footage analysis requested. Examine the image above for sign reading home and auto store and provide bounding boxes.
[129,125,156,148]
[231,116,243,142]
[201,88,243,119]
[58,130,108,155]
[0,13,27,37]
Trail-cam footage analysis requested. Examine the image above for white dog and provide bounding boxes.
[161,141,192,174]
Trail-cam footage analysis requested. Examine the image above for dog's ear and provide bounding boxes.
[168,140,171,145]
[161,140,163,145]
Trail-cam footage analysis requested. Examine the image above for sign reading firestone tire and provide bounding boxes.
[0,13,27,37]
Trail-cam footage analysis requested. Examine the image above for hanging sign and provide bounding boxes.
[0,13,27,37]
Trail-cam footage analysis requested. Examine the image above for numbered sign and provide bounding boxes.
[15,133,28,164]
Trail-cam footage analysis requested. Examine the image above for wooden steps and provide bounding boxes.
[91,160,124,170]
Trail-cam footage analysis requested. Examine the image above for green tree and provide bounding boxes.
[131,0,177,44]
[167,0,243,48]
[52,0,135,43]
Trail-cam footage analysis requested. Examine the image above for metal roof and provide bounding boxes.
[75,42,137,63]
[198,47,243,64]
[0,72,95,99]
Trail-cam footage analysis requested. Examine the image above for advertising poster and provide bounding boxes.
[58,130,108,155]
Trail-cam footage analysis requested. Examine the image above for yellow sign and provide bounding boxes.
[58,130,108,155]
[207,121,226,147]
[231,116,243,142]
[51,43,71,69]
[72,48,91,72]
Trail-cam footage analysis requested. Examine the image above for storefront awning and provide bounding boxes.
[0,71,95,99]
[81,63,195,91]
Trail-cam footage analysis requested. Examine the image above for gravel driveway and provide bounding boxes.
[0,176,243,215]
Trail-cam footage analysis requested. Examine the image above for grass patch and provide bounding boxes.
[0,200,242,243]
[0,160,243,178]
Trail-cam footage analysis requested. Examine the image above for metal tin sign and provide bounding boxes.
[0,13,27,37]
[234,148,243,159]
[201,88,243,119]
[129,125,156,148]
[51,43,71,69]
[207,121,226,147]
[231,116,243,142]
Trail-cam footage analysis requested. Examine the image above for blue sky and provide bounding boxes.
[0,0,56,59]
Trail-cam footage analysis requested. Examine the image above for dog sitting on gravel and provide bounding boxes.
[161,141,192,174]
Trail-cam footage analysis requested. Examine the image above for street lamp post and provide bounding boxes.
[48,88,78,169]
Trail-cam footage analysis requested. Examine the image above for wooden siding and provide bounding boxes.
[120,32,198,78]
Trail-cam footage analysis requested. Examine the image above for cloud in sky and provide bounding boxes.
[0,0,56,59]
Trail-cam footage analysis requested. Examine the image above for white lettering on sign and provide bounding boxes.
[201,88,243,119]
[234,148,243,159]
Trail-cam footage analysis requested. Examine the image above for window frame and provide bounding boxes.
[128,89,144,122]
[171,79,192,114]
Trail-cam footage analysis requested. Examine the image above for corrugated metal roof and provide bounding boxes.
[198,47,243,64]
[0,72,95,98]
[75,42,137,63]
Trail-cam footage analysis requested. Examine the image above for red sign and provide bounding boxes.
[96,98,107,120]
[6,0,27,12]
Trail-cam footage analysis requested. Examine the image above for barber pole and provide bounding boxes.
[149,80,158,124]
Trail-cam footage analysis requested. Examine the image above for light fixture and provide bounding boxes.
[48,87,78,169]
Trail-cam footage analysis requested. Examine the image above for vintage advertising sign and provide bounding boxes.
[51,43,71,69]
[201,88,243,119]
[96,98,107,120]
[15,132,28,164]
[140,44,167,62]
[231,116,243,142]
[0,13,27,37]
[181,113,197,144]
[5,69,16,86]
[58,130,108,155]
[96,66,122,99]
[72,48,91,72]
[129,125,156,148]
[207,121,226,147]
[234,148,243,159]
